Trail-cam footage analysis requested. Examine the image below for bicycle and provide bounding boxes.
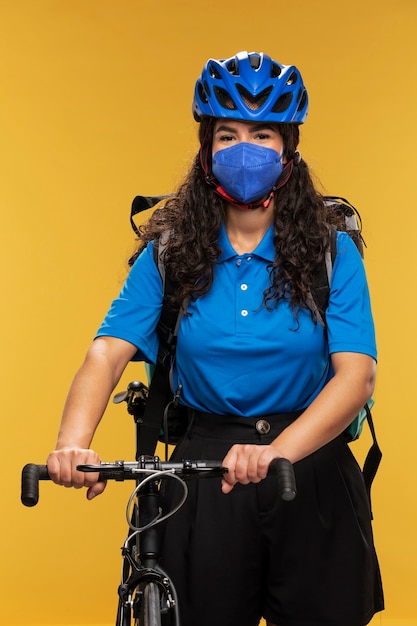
[21,381,297,626]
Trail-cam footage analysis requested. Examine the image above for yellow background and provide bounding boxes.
[1,0,416,624]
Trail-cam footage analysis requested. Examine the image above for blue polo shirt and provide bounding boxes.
[96,224,376,416]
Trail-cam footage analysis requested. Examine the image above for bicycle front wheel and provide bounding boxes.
[137,582,161,626]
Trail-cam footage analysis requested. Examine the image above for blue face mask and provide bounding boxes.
[212,142,283,205]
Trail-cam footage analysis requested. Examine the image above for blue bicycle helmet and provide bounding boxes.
[193,51,308,124]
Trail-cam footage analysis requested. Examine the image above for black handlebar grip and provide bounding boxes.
[268,458,297,501]
[21,464,50,507]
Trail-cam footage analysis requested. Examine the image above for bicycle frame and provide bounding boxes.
[116,459,180,625]
[114,382,179,625]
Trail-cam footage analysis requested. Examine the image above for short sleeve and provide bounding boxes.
[95,242,163,363]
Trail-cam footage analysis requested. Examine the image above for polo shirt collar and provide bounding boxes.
[217,221,275,263]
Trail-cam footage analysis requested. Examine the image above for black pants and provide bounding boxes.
[159,411,384,626]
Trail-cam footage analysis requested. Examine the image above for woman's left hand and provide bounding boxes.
[221,353,376,494]
[221,443,282,494]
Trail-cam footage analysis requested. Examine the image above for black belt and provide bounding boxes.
[186,409,304,441]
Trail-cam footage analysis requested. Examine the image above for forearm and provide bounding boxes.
[271,353,376,463]
[55,337,136,450]
[222,353,376,494]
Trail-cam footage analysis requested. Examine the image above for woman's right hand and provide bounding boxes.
[46,337,138,500]
[47,447,106,500]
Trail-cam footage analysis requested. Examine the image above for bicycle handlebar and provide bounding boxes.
[21,457,296,507]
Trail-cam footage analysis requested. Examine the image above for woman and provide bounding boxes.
[48,51,384,626]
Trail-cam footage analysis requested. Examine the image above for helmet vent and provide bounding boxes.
[214,86,237,110]
[208,62,222,79]
[271,63,282,78]
[297,90,307,112]
[286,71,298,86]
[248,53,261,70]
[203,80,211,97]
[226,59,239,75]
[271,93,293,113]
[198,82,209,105]
[236,84,273,111]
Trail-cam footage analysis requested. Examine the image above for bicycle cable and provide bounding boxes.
[126,469,188,533]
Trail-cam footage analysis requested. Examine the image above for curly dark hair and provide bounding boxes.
[129,119,345,319]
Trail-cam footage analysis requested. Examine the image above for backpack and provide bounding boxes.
[130,194,382,506]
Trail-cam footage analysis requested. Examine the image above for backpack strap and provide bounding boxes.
[137,359,173,455]
[309,225,336,325]
[361,403,382,516]
[128,196,179,455]
[135,228,192,456]
[317,206,382,513]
